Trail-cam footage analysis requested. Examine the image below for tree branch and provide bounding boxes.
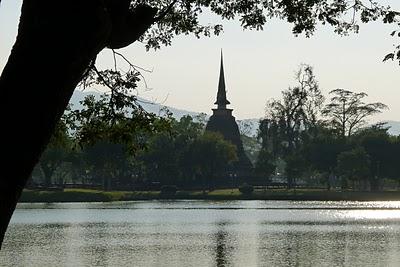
[154,0,179,22]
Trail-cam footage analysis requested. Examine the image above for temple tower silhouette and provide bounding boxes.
[205,51,253,177]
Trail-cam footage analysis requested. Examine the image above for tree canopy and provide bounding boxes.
[134,0,399,51]
[323,89,388,137]
[257,64,396,190]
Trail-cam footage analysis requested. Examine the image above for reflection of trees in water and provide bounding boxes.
[273,230,347,265]
[8,222,109,266]
[216,230,228,266]
[257,224,400,266]
[214,221,232,267]
[80,222,110,266]
[5,223,70,266]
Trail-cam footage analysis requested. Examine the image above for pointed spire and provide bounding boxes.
[218,50,226,93]
[214,50,230,109]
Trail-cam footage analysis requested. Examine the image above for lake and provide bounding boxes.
[2,200,400,266]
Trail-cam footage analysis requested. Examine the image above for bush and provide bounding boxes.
[160,185,178,196]
[239,183,254,195]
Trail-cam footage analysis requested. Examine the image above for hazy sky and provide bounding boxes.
[1,0,400,121]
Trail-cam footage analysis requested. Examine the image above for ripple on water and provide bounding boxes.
[2,200,400,267]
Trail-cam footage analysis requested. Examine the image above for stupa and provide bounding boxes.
[205,52,253,176]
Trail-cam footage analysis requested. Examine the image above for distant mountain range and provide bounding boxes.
[70,90,201,119]
[235,119,400,137]
[384,120,400,136]
[70,90,400,136]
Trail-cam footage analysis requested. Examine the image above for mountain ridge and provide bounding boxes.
[70,90,400,136]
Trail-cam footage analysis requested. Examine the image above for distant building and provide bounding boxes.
[205,52,253,177]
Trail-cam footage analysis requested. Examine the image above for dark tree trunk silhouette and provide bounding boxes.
[0,0,156,248]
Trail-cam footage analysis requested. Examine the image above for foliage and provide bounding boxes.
[82,141,132,190]
[72,94,173,153]
[254,148,275,179]
[258,64,324,187]
[139,115,204,185]
[241,134,261,165]
[337,146,371,183]
[45,0,396,191]
[68,88,174,190]
[135,0,399,51]
[160,185,178,195]
[352,124,398,180]
[383,26,400,64]
[38,108,74,186]
[33,66,398,193]
[303,127,347,173]
[78,0,399,147]
[239,183,254,195]
[284,152,307,187]
[32,113,241,190]
[260,64,324,158]
[323,89,388,137]
[140,131,180,184]
[256,64,397,191]
[184,131,238,187]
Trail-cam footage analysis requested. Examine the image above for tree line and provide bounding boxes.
[256,64,400,191]
[30,96,237,191]
[31,65,400,192]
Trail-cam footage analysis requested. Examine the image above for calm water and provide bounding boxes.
[2,200,400,266]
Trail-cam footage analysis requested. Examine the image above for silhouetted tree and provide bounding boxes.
[302,126,348,182]
[263,65,324,155]
[38,119,72,187]
[352,124,396,190]
[260,64,324,188]
[140,132,180,185]
[255,148,275,180]
[323,89,388,137]
[337,147,371,191]
[186,132,237,190]
[139,115,204,185]
[83,141,132,190]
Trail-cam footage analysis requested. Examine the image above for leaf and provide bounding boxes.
[383,53,394,62]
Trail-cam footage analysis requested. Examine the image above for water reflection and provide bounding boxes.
[3,201,400,266]
[256,224,400,266]
[214,222,231,267]
[82,223,110,267]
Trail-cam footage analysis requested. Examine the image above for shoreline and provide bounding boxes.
[19,188,400,203]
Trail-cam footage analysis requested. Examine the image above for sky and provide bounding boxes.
[1,0,400,122]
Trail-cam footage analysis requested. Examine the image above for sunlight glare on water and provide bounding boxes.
[2,200,400,267]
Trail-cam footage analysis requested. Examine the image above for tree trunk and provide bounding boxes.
[0,0,111,248]
[0,0,157,248]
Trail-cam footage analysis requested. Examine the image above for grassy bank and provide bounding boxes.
[19,188,400,202]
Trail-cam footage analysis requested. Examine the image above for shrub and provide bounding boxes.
[160,185,178,196]
[239,183,254,195]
